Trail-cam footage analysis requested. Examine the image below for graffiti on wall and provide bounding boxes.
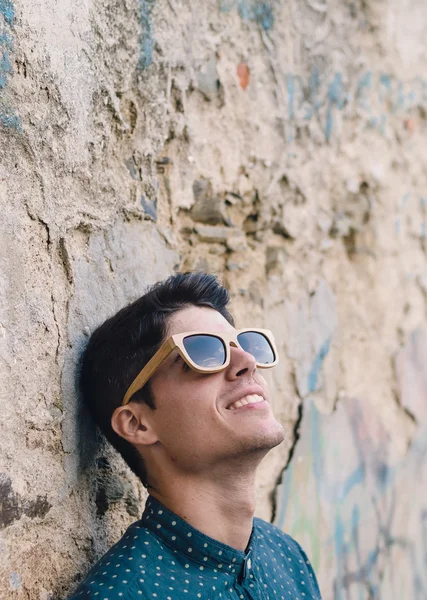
[284,68,427,143]
[0,0,19,129]
[219,0,274,31]
[0,0,13,26]
[284,279,338,414]
[218,5,426,144]
[134,0,425,151]
[274,328,427,599]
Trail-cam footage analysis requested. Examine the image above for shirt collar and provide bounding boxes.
[141,495,257,576]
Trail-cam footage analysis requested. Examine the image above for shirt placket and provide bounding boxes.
[230,549,267,600]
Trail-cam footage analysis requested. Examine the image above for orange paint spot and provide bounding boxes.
[237,63,250,90]
[404,118,415,133]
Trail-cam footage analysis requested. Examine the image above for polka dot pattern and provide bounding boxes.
[68,496,322,599]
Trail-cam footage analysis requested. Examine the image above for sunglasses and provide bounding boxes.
[122,328,279,405]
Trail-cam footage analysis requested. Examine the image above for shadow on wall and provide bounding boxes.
[62,332,142,520]
[60,221,178,563]
[66,333,99,473]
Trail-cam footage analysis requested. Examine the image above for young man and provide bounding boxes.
[70,272,322,599]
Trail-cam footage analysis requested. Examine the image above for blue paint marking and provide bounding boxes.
[306,65,321,119]
[238,1,274,30]
[355,70,372,110]
[334,514,345,600]
[311,404,323,486]
[219,0,234,11]
[351,504,360,533]
[325,72,345,141]
[375,462,391,489]
[287,75,295,121]
[365,547,380,576]
[379,73,392,89]
[394,80,405,112]
[220,0,274,30]
[351,506,365,600]
[308,337,331,394]
[0,8,13,88]
[0,45,12,88]
[378,73,392,107]
[379,73,392,91]
[138,0,155,69]
[340,464,365,502]
[273,461,293,529]
[328,73,346,107]
[0,111,20,129]
[9,572,21,591]
[0,30,11,46]
[285,69,427,142]
[0,0,20,130]
[0,0,14,25]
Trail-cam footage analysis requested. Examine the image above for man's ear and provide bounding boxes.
[111,404,158,446]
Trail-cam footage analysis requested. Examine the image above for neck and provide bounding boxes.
[148,461,260,551]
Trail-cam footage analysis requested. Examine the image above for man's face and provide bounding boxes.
[145,306,285,472]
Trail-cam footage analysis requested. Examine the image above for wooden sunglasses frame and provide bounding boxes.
[122,328,278,405]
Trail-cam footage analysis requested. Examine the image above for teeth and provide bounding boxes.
[247,395,261,404]
[228,394,264,410]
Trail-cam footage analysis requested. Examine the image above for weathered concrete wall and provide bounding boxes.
[1,0,427,598]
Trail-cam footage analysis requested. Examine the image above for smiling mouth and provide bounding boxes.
[227,394,265,411]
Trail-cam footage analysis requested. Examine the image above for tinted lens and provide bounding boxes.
[182,335,226,369]
[237,331,275,364]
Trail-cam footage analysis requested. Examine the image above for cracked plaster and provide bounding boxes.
[1,0,427,598]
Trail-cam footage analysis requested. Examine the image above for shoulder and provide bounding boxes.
[254,516,303,552]
[254,518,322,599]
[68,520,162,599]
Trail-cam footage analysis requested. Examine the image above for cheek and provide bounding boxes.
[151,375,222,432]
[254,373,269,393]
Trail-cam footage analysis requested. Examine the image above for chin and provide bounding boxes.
[243,422,286,453]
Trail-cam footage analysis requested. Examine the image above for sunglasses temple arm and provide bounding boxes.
[122,339,176,405]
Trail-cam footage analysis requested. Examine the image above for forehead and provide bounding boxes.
[166,305,234,337]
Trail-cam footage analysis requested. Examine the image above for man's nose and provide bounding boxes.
[225,342,257,379]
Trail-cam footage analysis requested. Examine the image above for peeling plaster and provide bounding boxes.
[1,1,427,598]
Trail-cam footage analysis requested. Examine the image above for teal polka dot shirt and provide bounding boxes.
[69,496,322,599]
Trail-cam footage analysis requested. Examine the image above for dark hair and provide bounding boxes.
[79,272,234,487]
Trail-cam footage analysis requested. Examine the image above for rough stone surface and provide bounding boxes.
[1,0,427,598]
